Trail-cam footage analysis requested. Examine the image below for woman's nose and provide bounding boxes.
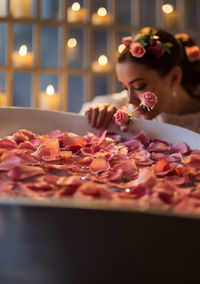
[127,88,140,105]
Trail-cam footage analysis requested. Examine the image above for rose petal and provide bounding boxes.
[8,165,45,180]
[170,142,190,154]
[147,139,169,152]
[89,157,110,174]
[0,154,21,171]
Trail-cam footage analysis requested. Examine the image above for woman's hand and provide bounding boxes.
[85,103,116,129]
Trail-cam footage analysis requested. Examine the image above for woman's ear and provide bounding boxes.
[169,66,182,88]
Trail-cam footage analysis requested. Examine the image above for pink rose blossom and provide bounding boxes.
[140,92,158,109]
[114,106,130,126]
[148,44,164,58]
[185,46,200,62]
[121,36,133,47]
[129,42,146,58]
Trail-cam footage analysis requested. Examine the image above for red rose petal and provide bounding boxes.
[8,165,45,180]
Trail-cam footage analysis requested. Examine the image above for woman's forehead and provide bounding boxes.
[116,62,150,81]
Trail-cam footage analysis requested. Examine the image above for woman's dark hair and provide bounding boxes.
[175,33,200,97]
[118,27,200,98]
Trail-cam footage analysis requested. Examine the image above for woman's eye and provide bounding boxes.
[133,84,147,91]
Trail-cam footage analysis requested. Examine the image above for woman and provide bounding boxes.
[81,27,200,133]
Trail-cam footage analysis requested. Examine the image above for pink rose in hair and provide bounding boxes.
[185,46,200,62]
[114,106,130,126]
[140,92,158,109]
[148,44,164,58]
[130,42,146,58]
[122,36,133,47]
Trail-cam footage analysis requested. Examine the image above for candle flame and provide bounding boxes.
[19,45,27,56]
[162,4,174,14]
[72,2,80,11]
[67,38,77,48]
[118,44,126,53]
[98,55,108,66]
[46,85,55,96]
[97,7,107,17]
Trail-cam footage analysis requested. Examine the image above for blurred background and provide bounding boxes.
[0,0,199,113]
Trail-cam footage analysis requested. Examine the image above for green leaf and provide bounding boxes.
[162,42,173,55]
[163,46,172,54]
[164,42,173,47]
[136,39,147,47]
[149,29,154,37]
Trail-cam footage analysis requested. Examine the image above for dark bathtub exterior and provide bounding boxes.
[0,201,200,284]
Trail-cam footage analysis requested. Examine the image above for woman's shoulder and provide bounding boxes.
[154,111,200,134]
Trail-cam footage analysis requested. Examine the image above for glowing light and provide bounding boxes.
[46,85,55,96]
[162,4,174,14]
[97,7,107,17]
[118,44,126,53]
[72,2,80,11]
[19,45,27,56]
[67,38,77,48]
[98,55,108,66]
[125,188,130,193]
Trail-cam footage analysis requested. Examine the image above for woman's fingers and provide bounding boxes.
[86,104,116,129]
[96,104,108,128]
[86,105,99,126]
[85,107,92,124]
[102,105,116,129]
[90,106,99,127]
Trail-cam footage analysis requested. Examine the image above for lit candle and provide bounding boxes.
[92,7,112,25]
[67,2,87,23]
[0,0,7,17]
[162,4,179,30]
[67,38,77,49]
[39,85,59,111]
[0,90,6,106]
[92,55,111,72]
[12,45,33,67]
[67,37,78,60]
[10,0,32,18]
[118,44,126,53]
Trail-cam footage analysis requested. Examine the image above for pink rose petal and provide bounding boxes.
[8,165,45,180]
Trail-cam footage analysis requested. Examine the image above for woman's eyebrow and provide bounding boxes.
[128,78,145,84]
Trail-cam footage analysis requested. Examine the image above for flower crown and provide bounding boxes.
[122,29,173,59]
